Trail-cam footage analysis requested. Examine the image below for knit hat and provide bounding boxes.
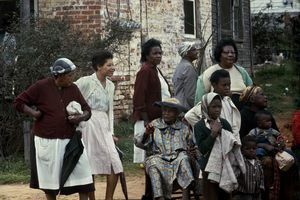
[50,58,76,75]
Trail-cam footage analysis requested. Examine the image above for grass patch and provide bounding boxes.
[253,61,300,114]
[0,156,30,184]
[115,121,144,176]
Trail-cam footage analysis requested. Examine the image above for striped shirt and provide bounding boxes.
[237,157,264,194]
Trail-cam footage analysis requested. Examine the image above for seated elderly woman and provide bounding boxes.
[135,98,195,200]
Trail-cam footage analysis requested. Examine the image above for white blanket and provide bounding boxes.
[204,129,245,193]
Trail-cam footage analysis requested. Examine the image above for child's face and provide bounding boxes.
[162,107,178,124]
[208,98,222,120]
[212,77,231,97]
[242,141,257,159]
[257,114,272,129]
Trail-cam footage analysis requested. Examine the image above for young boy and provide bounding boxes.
[185,69,241,143]
[134,98,197,200]
[233,135,264,200]
[248,110,284,157]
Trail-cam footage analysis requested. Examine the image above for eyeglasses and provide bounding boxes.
[222,51,236,55]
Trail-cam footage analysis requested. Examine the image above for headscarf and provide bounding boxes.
[239,85,263,104]
[201,92,222,120]
[50,58,76,75]
[178,41,196,58]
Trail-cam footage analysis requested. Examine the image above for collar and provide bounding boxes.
[154,118,182,130]
[143,62,156,69]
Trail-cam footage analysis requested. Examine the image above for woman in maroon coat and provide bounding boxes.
[133,38,171,200]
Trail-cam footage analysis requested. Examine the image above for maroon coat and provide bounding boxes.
[13,77,91,139]
[133,63,171,122]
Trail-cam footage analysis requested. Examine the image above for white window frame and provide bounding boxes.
[184,0,197,38]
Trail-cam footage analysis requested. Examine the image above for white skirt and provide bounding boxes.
[80,110,123,175]
[133,120,146,163]
[34,136,93,190]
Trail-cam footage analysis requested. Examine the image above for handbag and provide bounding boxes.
[275,151,295,171]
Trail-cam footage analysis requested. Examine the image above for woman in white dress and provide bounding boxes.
[75,50,123,200]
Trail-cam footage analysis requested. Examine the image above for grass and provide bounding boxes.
[253,61,300,115]
[0,156,30,184]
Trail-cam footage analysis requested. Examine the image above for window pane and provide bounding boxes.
[234,0,243,39]
[220,0,231,31]
[184,0,195,35]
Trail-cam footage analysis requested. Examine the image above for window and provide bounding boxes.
[219,0,232,39]
[184,0,196,37]
[233,0,243,40]
[218,0,244,40]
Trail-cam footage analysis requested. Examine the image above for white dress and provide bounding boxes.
[75,74,123,174]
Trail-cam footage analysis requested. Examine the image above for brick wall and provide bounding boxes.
[37,0,213,122]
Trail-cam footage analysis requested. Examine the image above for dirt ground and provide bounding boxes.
[0,176,145,200]
[0,113,295,200]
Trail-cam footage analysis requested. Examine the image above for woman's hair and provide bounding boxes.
[213,38,238,63]
[140,38,162,62]
[210,69,230,84]
[92,50,113,71]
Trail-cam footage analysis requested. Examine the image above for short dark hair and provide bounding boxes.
[210,69,230,84]
[213,38,238,63]
[140,38,162,62]
[92,50,113,71]
[254,110,272,122]
[241,135,257,148]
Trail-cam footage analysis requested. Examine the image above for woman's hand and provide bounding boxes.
[210,120,222,138]
[145,123,154,137]
[263,144,276,152]
[68,114,82,124]
[33,110,42,119]
[68,111,90,125]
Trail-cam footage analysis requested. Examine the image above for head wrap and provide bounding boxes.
[154,98,187,113]
[50,58,76,75]
[178,41,197,58]
[239,85,263,104]
[201,92,222,120]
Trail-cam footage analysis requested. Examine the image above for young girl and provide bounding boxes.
[194,93,245,200]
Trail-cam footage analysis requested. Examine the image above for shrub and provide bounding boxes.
[0,17,136,157]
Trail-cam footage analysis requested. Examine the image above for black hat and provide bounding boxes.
[154,98,188,113]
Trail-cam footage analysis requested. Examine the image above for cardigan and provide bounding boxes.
[133,62,171,122]
[13,77,91,139]
[74,73,115,134]
[194,64,253,104]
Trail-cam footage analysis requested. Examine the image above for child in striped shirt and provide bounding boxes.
[234,135,264,200]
